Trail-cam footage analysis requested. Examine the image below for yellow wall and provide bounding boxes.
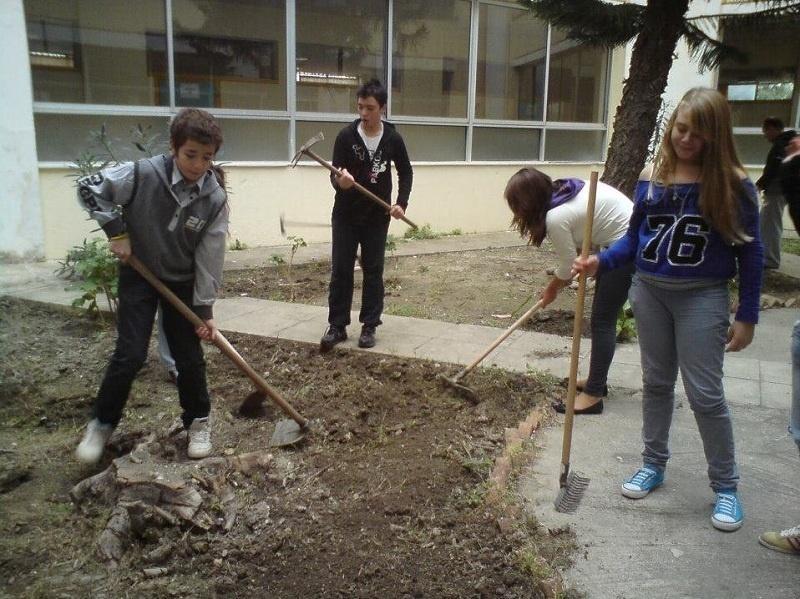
[40,162,601,260]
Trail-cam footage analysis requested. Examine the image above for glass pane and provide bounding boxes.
[393,1,471,118]
[34,114,170,162]
[171,0,286,110]
[215,118,288,161]
[295,121,352,163]
[734,133,770,165]
[544,129,604,162]
[472,127,540,161]
[547,29,608,123]
[719,15,800,127]
[476,4,547,121]
[25,0,167,105]
[398,124,465,161]
[296,1,386,113]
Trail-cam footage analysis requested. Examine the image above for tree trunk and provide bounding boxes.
[601,0,690,198]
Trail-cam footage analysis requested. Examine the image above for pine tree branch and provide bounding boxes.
[681,21,746,72]
[518,0,644,47]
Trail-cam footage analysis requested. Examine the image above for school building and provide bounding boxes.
[2,0,799,260]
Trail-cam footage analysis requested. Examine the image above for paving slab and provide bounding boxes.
[522,396,800,599]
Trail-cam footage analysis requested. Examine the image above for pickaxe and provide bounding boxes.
[291,132,418,230]
[279,213,331,237]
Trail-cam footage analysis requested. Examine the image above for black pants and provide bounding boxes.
[93,265,210,429]
[328,216,389,328]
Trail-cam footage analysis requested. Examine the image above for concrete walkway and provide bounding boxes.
[2,231,799,597]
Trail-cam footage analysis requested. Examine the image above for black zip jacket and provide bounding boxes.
[330,119,413,223]
[757,129,796,191]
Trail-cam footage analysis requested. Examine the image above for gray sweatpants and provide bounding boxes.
[629,275,739,491]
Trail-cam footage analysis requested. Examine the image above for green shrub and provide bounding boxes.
[57,238,119,321]
[403,224,441,240]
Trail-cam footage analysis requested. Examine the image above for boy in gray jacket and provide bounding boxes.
[75,108,229,463]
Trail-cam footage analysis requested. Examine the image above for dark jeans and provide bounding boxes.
[93,265,210,429]
[328,216,389,328]
[584,262,635,397]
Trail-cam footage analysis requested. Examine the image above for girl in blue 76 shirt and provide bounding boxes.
[573,87,763,532]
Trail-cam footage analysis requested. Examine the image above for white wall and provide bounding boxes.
[40,162,603,260]
[0,0,44,261]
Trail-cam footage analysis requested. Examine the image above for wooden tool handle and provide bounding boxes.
[304,148,419,229]
[560,171,599,468]
[454,298,546,381]
[127,255,307,426]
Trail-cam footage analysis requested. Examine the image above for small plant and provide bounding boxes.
[57,238,119,321]
[385,234,399,269]
[268,254,286,267]
[229,238,249,251]
[286,236,307,302]
[403,224,441,241]
[448,228,462,236]
[616,301,636,342]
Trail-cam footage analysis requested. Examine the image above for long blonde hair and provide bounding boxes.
[652,87,750,244]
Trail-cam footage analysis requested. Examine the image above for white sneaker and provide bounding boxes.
[187,417,212,459]
[75,419,113,464]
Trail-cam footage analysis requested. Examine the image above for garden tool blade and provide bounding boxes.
[270,419,307,447]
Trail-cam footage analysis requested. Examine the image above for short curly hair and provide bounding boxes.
[170,108,223,152]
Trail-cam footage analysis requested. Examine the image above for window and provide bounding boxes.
[170,0,286,110]
[472,127,540,161]
[476,4,547,121]
[547,29,608,123]
[718,15,800,128]
[25,0,168,105]
[392,1,471,118]
[25,1,613,163]
[296,0,386,114]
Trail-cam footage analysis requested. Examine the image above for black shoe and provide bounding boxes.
[320,325,347,353]
[551,398,604,415]
[358,325,376,348]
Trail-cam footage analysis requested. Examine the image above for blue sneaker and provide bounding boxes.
[711,491,743,532]
[621,466,664,499]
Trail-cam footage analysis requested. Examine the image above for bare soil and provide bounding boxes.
[223,245,593,338]
[0,297,579,598]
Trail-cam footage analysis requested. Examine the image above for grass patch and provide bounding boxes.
[384,304,428,318]
[781,237,800,256]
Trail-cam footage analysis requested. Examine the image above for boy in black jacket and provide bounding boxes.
[320,79,413,352]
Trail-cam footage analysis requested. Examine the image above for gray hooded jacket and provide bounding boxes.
[77,154,229,319]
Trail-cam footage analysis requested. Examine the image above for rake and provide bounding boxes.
[553,171,598,513]
[439,298,546,403]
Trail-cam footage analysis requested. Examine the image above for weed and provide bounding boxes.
[229,238,249,251]
[57,238,119,322]
[615,300,636,342]
[269,254,286,266]
[418,264,429,274]
[403,224,441,240]
[448,228,462,236]
[286,236,307,302]
[385,234,399,269]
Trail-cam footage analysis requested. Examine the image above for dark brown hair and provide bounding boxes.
[504,167,554,246]
[356,78,387,107]
[170,108,225,188]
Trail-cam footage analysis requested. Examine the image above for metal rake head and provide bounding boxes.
[554,470,590,513]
